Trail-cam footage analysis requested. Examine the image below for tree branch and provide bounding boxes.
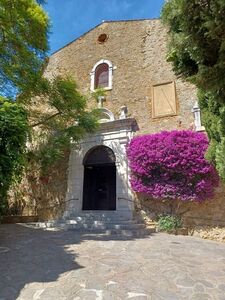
[31,112,61,127]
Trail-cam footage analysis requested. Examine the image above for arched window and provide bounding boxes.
[94,63,109,89]
[90,59,114,91]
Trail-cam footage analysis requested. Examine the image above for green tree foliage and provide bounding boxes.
[29,76,98,170]
[0,0,48,213]
[0,1,98,214]
[0,97,29,214]
[0,0,49,97]
[162,0,225,180]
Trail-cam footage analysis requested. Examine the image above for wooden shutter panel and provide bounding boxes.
[152,82,177,118]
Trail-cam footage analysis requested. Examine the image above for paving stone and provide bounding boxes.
[193,283,205,293]
[176,276,195,288]
[189,293,212,300]
[0,247,10,253]
[218,283,225,291]
[198,280,214,288]
[0,287,17,300]
[0,224,225,299]
[154,290,180,300]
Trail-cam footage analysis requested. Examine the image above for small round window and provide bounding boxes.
[98,33,108,44]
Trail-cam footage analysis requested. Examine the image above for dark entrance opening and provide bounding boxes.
[82,146,116,210]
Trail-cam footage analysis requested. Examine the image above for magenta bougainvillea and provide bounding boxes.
[127,130,219,202]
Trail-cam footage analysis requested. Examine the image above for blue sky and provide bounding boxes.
[44,0,165,54]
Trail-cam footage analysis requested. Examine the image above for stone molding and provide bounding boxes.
[90,59,115,91]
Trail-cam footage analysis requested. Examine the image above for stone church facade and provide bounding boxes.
[43,19,204,221]
[20,19,225,226]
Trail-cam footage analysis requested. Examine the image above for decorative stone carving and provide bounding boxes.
[98,108,115,123]
[119,106,128,119]
[192,102,205,132]
[97,96,105,108]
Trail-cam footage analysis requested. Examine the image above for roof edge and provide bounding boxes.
[50,18,160,56]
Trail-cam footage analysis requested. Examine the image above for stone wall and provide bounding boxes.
[8,152,70,220]
[135,182,225,227]
[45,19,197,135]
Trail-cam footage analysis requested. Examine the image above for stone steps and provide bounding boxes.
[27,211,157,237]
[63,219,141,225]
[64,212,133,222]
[31,223,155,238]
[33,220,145,230]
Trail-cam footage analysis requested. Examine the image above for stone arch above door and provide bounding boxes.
[83,145,116,166]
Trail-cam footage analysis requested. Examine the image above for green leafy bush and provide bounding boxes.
[0,97,29,215]
[158,215,182,232]
[161,0,225,180]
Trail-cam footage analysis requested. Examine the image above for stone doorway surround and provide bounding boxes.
[64,118,139,220]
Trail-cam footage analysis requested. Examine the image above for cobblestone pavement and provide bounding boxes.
[0,224,225,300]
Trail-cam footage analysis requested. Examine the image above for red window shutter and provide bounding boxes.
[94,63,109,89]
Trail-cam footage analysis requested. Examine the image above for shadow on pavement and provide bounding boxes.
[0,223,151,300]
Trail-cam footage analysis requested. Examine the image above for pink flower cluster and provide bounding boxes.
[127,130,219,201]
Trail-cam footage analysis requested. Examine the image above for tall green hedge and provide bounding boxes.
[162,0,225,180]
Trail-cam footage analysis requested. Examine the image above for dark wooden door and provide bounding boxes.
[83,165,116,210]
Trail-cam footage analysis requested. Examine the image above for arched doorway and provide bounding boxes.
[82,146,116,210]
